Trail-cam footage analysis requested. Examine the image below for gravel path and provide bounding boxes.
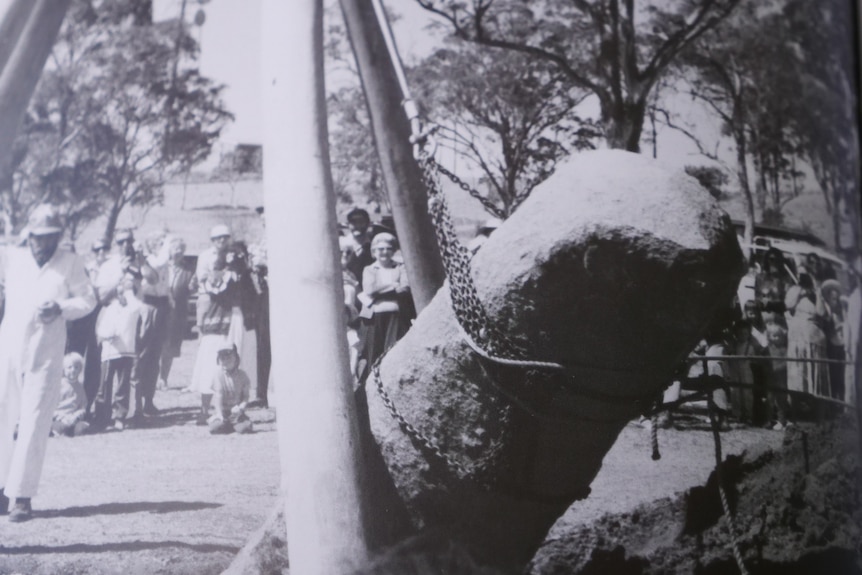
[0,338,282,575]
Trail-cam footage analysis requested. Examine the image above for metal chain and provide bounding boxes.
[431,159,508,221]
[417,152,523,361]
[371,358,488,488]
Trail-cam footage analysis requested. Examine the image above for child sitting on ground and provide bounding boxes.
[52,353,90,437]
[208,343,253,435]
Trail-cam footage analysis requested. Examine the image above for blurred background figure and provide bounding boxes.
[159,237,197,389]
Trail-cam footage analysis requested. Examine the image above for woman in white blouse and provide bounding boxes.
[357,233,413,381]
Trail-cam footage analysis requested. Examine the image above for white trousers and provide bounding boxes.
[0,362,63,499]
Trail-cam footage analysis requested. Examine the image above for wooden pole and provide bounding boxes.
[0,0,36,76]
[261,2,370,574]
[339,0,445,312]
[0,0,71,173]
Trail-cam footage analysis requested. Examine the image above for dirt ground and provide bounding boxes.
[0,338,281,575]
[0,336,855,574]
[530,417,862,575]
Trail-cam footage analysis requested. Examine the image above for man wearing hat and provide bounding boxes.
[344,208,375,290]
[196,224,231,287]
[94,229,157,303]
[195,224,231,328]
[0,205,96,522]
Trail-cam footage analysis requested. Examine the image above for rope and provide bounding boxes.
[707,399,751,575]
[650,410,661,460]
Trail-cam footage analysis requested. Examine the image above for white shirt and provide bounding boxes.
[96,293,145,360]
[0,246,96,374]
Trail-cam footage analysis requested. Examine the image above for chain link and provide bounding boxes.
[371,358,480,485]
[431,160,509,221]
[418,152,525,361]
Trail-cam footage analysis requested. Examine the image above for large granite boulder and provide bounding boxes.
[362,150,746,572]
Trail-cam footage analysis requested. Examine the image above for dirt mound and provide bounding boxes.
[530,418,862,575]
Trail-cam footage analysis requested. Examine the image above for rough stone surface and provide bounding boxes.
[364,150,746,571]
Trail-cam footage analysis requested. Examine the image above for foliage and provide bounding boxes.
[670,0,859,252]
[6,0,232,240]
[783,0,860,252]
[412,43,598,216]
[327,84,387,210]
[416,0,742,152]
[211,144,263,181]
[322,5,388,212]
[684,165,727,200]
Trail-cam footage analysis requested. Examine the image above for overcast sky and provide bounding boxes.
[154,0,441,148]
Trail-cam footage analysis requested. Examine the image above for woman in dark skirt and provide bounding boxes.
[357,233,414,382]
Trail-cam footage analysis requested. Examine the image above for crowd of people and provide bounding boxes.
[339,208,416,382]
[54,223,271,436]
[0,202,418,523]
[665,248,859,430]
[0,205,272,522]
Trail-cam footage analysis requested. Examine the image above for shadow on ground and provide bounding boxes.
[0,540,240,555]
[36,500,222,518]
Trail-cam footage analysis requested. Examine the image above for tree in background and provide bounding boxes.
[324,4,387,213]
[412,44,597,217]
[671,0,786,247]
[416,0,741,152]
[784,0,860,253]
[5,0,232,241]
[327,84,387,210]
[685,165,727,200]
[663,0,858,253]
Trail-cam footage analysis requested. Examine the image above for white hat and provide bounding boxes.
[210,224,231,239]
[27,204,64,236]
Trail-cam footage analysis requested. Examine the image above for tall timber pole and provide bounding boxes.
[339,0,445,312]
[261,1,370,574]
[0,0,71,182]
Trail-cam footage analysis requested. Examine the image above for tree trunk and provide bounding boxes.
[261,2,370,574]
[601,97,647,152]
[733,123,755,255]
[102,199,123,244]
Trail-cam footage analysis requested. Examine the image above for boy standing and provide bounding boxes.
[93,267,152,430]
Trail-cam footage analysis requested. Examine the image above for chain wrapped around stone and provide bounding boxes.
[417,151,525,361]
[371,357,478,485]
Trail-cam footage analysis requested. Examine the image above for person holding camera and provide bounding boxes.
[94,229,158,306]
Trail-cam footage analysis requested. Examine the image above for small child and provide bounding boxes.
[208,343,253,435]
[93,267,148,430]
[52,353,90,437]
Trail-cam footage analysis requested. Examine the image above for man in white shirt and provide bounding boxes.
[0,205,96,522]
